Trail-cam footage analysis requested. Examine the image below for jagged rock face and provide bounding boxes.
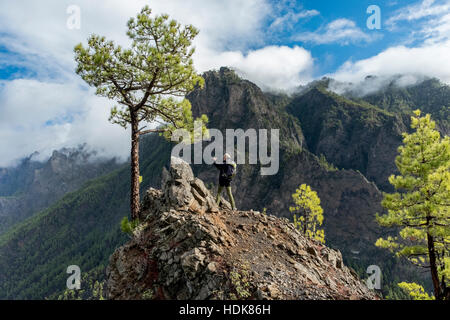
[286,87,409,191]
[359,78,450,136]
[106,158,378,300]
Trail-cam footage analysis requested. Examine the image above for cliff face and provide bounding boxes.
[286,86,409,191]
[106,157,378,300]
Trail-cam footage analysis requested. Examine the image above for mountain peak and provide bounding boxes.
[106,157,379,300]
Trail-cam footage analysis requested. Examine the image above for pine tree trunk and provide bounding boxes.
[427,231,442,299]
[303,211,307,235]
[130,114,140,220]
[444,285,450,300]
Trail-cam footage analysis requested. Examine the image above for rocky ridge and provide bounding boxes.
[106,157,379,300]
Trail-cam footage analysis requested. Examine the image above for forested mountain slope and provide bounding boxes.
[0,147,120,234]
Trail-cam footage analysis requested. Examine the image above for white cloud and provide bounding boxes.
[387,0,450,27]
[330,40,450,85]
[196,46,314,91]
[386,0,450,44]
[269,9,319,30]
[294,18,379,45]
[327,74,429,97]
[0,78,130,167]
[422,12,450,44]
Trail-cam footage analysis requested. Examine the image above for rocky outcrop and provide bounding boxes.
[106,157,378,300]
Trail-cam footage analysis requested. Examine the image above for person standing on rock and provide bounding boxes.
[212,153,237,210]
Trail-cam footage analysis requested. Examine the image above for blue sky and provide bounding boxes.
[241,0,450,79]
[279,0,387,75]
[259,0,388,75]
[0,0,449,166]
[0,45,29,80]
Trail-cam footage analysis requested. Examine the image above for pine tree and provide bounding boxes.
[375,110,450,300]
[289,184,325,243]
[398,282,433,300]
[74,6,207,219]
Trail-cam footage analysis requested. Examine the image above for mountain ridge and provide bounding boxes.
[0,145,120,235]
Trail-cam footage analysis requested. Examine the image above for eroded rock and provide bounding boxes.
[106,157,379,300]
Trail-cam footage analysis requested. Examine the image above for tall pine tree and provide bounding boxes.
[376,110,450,300]
[74,6,207,219]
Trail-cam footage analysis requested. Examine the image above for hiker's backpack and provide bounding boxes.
[228,162,237,178]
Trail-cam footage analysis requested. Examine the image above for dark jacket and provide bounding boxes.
[214,161,236,187]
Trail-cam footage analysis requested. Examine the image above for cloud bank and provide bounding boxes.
[198,46,314,91]
[0,79,131,166]
[331,41,450,84]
